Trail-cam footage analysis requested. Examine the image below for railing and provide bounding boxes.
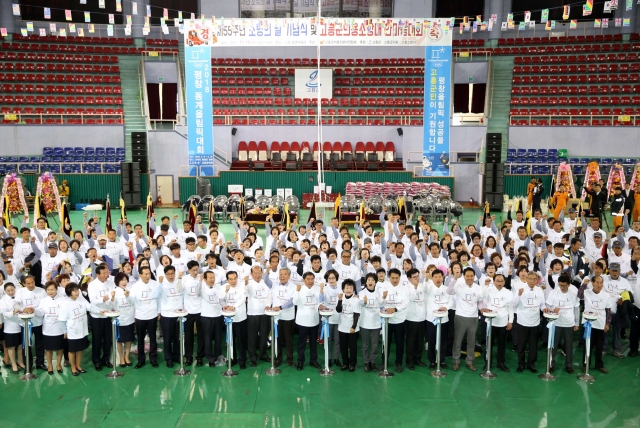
[452,50,493,60]
[213,113,423,125]
[509,114,640,125]
[0,163,123,173]
[176,56,186,121]
[0,113,123,124]
[178,164,218,177]
[140,59,151,130]
[407,151,481,163]
[140,51,179,60]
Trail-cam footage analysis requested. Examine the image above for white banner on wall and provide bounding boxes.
[183,17,453,47]
[294,69,333,99]
[240,0,273,12]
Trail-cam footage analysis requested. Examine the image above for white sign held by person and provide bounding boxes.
[294,69,333,99]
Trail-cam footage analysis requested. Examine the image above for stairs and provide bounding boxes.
[486,57,515,162]
[117,56,147,161]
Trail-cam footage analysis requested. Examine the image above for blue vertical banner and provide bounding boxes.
[423,42,452,176]
[185,43,213,171]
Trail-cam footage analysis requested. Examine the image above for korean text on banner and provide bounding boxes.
[184,26,214,169]
[422,21,452,177]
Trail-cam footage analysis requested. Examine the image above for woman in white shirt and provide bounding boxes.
[0,282,25,374]
[111,272,135,367]
[336,279,361,372]
[359,273,384,372]
[36,281,67,375]
[58,282,106,376]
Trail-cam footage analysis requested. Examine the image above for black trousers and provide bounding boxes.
[404,320,425,365]
[89,316,112,365]
[201,316,224,363]
[425,320,448,364]
[296,324,319,365]
[135,318,158,363]
[516,323,539,367]
[159,316,180,363]
[583,327,605,369]
[339,331,358,367]
[387,322,406,366]
[486,325,508,366]
[276,319,295,363]
[247,314,270,362]
[630,306,640,352]
[184,313,204,360]
[231,319,248,364]
[21,324,45,366]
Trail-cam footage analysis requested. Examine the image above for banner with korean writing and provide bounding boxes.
[423,25,452,177]
[185,40,213,169]
[184,17,452,47]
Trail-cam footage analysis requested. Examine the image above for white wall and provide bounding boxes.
[0,125,125,156]
[509,126,640,158]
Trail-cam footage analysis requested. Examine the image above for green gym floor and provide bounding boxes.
[1,208,638,428]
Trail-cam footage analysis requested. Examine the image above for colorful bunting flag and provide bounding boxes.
[26,22,33,32]
[147,5,151,16]
[65,10,72,21]
[563,5,570,19]
[50,23,56,32]
[473,21,477,32]
[107,24,114,36]
[476,15,481,22]
[570,19,577,29]
[603,18,609,28]
[529,20,535,28]
[116,0,122,12]
[624,17,631,26]
[39,28,45,36]
[525,11,531,23]
[519,22,525,30]
[99,0,105,8]
[627,0,633,11]
[44,8,50,19]
[545,20,551,30]
[594,19,601,28]
[604,1,612,13]
[1,28,7,37]
[12,4,20,15]
[85,12,90,23]
[109,14,114,24]
[586,0,594,11]
[60,28,66,37]
[164,8,169,19]
[89,24,95,33]
[541,9,549,23]
[132,2,137,15]
[78,28,84,37]
[501,22,507,31]
[615,18,622,27]
[20,28,27,36]
[69,23,76,33]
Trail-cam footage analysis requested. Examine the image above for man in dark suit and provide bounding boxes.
[584,183,608,223]
[532,179,544,213]
[623,182,635,223]
[565,237,590,287]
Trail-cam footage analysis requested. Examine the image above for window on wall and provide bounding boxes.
[511,0,610,22]
[240,0,393,18]
[149,0,198,26]
[20,0,123,25]
[435,0,484,20]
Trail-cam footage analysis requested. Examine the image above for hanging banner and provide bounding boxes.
[422,25,452,177]
[132,2,137,15]
[184,35,214,169]
[541,9,549,23]
[185,17,452,46]
[563,5,570,19]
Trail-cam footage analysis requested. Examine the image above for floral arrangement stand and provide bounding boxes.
[630,162,640,190]
[35,172,62,216]
[0,173,29,225]
[606,163,626,197]
[555,162,577,198]
[581,161,602,200]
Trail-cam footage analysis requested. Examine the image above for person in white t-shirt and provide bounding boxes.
[545,274,580,374]
[514,270,546,373]
[336,278,360,371]
[480,274,513,373]
[293,272,322,371]
[578,275,612,373]
[359,273,384,372]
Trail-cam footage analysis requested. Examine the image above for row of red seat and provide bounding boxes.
[214,108,423,116]
[0,50,118,63]
[497,43,637,55]
[1,118,123,125]
[0,63,120,74]
[513,53,634,64]
[510,107,640,116]
[212,57,425,66]
[512,74,639,84]
[335,77,424,86]
[1,107,122,115]
[0,73,121,83]
[209,66,425,77]
[13,34,135,45]
[239,140,396,154]
[0,95,122,105]
[512,85,640,95]
[213,77,289,86]
[510,96,640,105]
[2,42,175,55]
[514,63,640,75]
[1,84,121,94]
[212,97,423,107]
[498,33,635,45]
[146,39,179,46]
[510,118,637,126]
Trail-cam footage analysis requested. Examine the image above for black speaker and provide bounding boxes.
[131,132,146,139]
[131,136,148,173]
[397,127,403,136]
[121,162,141,193]
[484,192,504,210]
[122,192,141,207]
[231,127,237,136]
[484,163,504,193]
[367,163,379,171]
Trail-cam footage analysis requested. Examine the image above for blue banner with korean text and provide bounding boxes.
[422,45,452,177]
[185,44,213,170]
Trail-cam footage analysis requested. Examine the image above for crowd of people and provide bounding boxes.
[0,201,638,379]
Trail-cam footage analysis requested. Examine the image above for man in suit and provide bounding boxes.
[532,179,544,213]
[584,183,608,223]
[623,182,635,223]
[565,237,590,287]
